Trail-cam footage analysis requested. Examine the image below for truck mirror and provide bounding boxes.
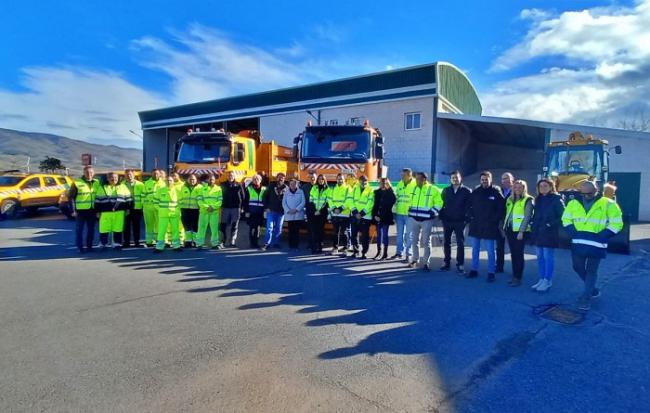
[614,145,622,155]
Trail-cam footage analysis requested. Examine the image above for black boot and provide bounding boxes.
[373,246,382,259]
[381,248,388,260]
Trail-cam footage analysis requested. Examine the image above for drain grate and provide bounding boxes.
[535,304,585,325]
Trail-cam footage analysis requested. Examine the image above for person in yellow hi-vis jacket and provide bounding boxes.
[171,172,186,243]
[407,172,443,271]
[154,175,182,253]
[349,175,375,259]
[95,172,132,250]
[562,180,624,311]
[196,174,223,250]
[179,174,203,247]
[143,169,164,247]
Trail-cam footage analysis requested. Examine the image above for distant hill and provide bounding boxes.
[0,128,142,176]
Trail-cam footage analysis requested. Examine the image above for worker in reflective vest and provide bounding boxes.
[330,173,352,255]
[562,181,624,310]
[407,172,443,271]
[171,172,186,243]
[179,174,203,247]
[503,180,534,286]
[154,175,182,252]
[95,172,132,250]
[244,174,266,248]
[123,169,145,248]
[69,165,101,252]
[307,174,330,254]
[143,169,164,247]
[196,174,223,249]
[392,168,417,260]
[350,175,375,259]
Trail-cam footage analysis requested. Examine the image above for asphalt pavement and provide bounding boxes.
[1,212,649,412]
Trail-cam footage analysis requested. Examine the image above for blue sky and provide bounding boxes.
[1,0,648,147]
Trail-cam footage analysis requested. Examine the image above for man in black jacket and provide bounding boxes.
[261,173,287,250]
[220,171,245,247]
[439,170,472,273]
[467,171,505,282]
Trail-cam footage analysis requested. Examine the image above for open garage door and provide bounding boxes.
[436,113,547,187]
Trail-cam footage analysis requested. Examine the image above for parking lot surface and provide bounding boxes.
[1,213,650,412]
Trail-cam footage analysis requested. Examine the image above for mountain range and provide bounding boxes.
[0,128,142,176]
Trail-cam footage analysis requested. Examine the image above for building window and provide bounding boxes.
[405,112,421,130]
[348,117,361,126]
[328,119,338,126]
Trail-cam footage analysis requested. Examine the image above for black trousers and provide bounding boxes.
[248,214,264,247]
[123,209,143,246]
[443,221,466,266]
[571,252,601,300]
[100,231,123,246]
[332,217,350,249]
[181,208,200,233]
[496,231,506,271]
[351,218,371,254]
[75,209,96,249]
[308,214,326,252]
[506,230,528,279]
[287,220,302,248]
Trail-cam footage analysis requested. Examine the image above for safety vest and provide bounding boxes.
[394,179,417,215]
[95,183,132,212]
[198,184,223,212]
[562,196,624,249]
[154,185,180,217]
[247,185,266,209]
[124,180,145,209]
[330,184,352,217]
[505,195,533,232]
[73,178,100,210]
[352,185,375,220]
[309,185,330,210]
[180,183,202,209]
[173,180,185,192]
[143,178,164,207]
[408,183,443,220]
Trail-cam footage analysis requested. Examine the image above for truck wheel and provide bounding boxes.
[1,199,19,219]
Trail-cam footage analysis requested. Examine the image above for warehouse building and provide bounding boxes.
[139,62,650,220]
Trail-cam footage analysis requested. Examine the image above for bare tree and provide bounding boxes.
[618,110,650,132]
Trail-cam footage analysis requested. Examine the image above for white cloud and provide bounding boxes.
[483,0,650,128]
[0,67,165,147]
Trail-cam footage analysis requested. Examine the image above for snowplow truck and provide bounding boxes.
[174,129,297,184]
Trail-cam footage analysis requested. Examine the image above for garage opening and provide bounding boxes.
[436,114,547,188]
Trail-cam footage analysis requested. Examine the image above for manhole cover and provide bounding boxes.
[535,304,585,325]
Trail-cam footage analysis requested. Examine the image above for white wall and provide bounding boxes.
[259,97,435,181]
[551,127,650,220]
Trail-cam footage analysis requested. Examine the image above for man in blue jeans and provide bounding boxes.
[466,171,505,282]
[391,168,417,261]
[261,173,287,250]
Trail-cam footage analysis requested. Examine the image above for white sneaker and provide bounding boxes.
[536,279,552,292]
[531,279,543,290]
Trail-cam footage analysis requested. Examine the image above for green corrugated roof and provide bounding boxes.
[437,63,482,115]
[139,62,481,126]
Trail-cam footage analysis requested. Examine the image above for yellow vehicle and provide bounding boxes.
[0,172,73,218]
[58,169,151,219]
[543,131,621,197]
[173,129,297,183]
[293,120,386,183]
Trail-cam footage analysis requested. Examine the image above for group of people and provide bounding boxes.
[69,164,624,311]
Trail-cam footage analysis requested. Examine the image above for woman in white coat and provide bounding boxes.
[282,178,306,249]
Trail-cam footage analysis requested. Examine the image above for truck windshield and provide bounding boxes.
[547,146,603,177]
[177,141,231,163]
[302,128,371,161]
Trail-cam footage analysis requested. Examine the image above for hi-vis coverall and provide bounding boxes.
[154,185,181,250]
[196,184,223,248]
[143,178,164,245]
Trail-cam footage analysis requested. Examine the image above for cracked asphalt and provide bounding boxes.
[1,212,649,412]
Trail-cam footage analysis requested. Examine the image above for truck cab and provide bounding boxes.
[174,129,257,182]
[293,120,385,183]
